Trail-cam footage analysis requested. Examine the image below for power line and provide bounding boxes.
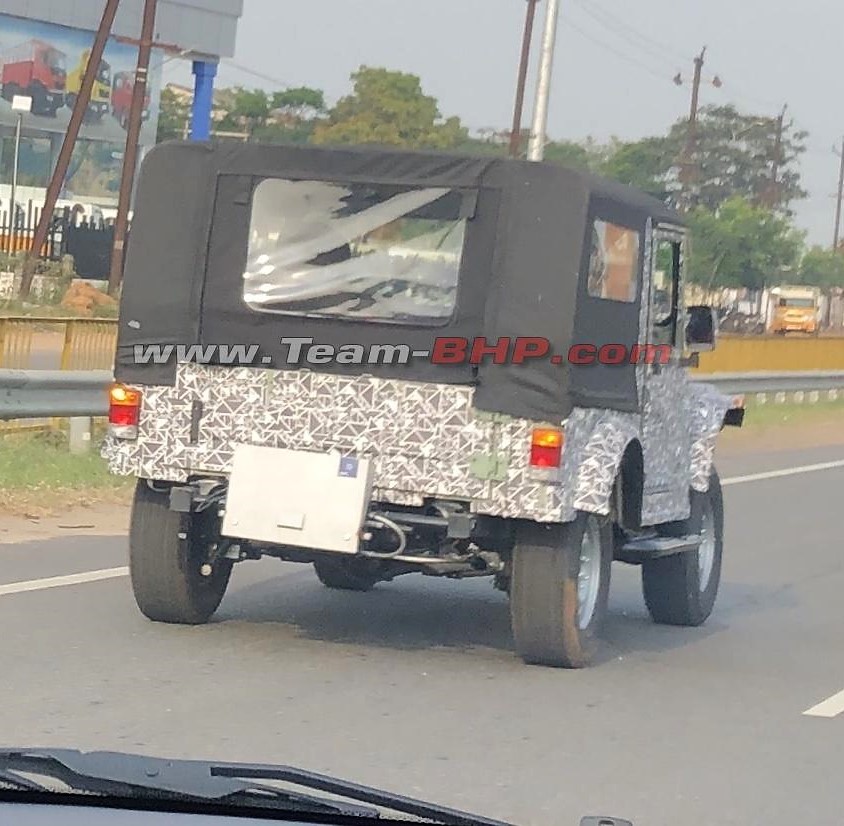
[571,0,688,65]
[220,58,291,89]
[564,16,679,85]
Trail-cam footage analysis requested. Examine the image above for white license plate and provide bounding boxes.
[222,445,373,554]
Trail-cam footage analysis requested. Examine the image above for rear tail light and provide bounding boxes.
[530,427,564,468]
[109,384,141,440]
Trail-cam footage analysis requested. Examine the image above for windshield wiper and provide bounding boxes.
[0,749,513,826]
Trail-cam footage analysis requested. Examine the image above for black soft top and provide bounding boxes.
[116,141,684,422]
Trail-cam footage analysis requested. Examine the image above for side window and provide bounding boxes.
[587,219,640,303]
[651,238,681,346]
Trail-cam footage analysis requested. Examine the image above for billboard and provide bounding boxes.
[0,13,162,145]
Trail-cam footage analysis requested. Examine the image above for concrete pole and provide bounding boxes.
[69,416,92,455]
[527,0,560,162]
[10,113,22,254]
[834,138,844,253]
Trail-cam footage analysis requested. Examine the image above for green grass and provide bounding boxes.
[741,396,844,428]
[0,431,132,515]
[0,435,116,489]
[0,301,118,319]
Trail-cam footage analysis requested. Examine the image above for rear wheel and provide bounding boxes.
[313,557,381,592]
[642,469,723,626]
[129,479,232,624]
[510,513,612,668]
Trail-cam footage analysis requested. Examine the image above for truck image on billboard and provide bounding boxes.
[0,13,161,144]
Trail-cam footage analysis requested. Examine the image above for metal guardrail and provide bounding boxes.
[0,369,843,424]
[0,370,111,421]
[693,371,844,395]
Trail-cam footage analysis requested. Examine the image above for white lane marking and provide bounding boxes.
[803,690,844,718]
[722,459,844,487]
[0,567,129,597]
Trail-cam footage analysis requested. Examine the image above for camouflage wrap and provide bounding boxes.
[560,408,639,518]
[103,364,566,522]
[687,381,732,492]
[103,362,731,527]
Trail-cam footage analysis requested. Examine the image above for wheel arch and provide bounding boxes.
[563,409,641,519]
[687,383,732,492]
[615,438,644,530]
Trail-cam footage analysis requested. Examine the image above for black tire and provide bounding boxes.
[510,513,612,668]
[65,93,77,110]
[129,479,233,624]
[313,557,381,592]
[30,82,48,116]
[642,468,723,627]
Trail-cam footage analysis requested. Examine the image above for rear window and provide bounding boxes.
[587,219,640,303]
[243,178,469,326]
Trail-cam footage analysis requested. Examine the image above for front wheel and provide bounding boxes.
[129,479,233,624]
[510,513,612,668]
[642,469,723,626]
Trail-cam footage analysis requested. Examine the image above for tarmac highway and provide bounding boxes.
[1,443,843,826]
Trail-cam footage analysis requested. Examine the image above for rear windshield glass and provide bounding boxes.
[243,178,468,325]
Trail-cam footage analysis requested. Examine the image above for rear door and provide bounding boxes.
[195,173,496,504]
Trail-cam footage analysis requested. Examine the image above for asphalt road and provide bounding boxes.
[1,445,843,826]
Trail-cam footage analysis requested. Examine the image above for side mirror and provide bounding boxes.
[686,305,718,352]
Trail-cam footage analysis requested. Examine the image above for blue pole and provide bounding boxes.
[190,60,217,141]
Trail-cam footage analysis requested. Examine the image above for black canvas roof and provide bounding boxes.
[115,141,684,422]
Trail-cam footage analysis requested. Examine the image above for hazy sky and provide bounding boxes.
[166,0,841,245]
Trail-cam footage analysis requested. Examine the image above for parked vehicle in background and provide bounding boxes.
[65,48,111,121]
[112,71,150,130]
[0,39,66,116]
[769,285,820,335]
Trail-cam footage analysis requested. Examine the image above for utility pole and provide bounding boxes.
[677,47,707,200]
[108,0,158,296]
[509,0,540,158]
[527,0,560,161]
[764,104,788,210]
[834,138,844,253]
[19,0,121,298]
[8,95,32,255]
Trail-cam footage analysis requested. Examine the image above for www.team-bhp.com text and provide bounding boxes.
[133,338,673,367]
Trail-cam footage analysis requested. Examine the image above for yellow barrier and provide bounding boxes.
[60,319,119,370]
[0,317,117,371]
[0,318,37,369]
[694,334,844,373]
